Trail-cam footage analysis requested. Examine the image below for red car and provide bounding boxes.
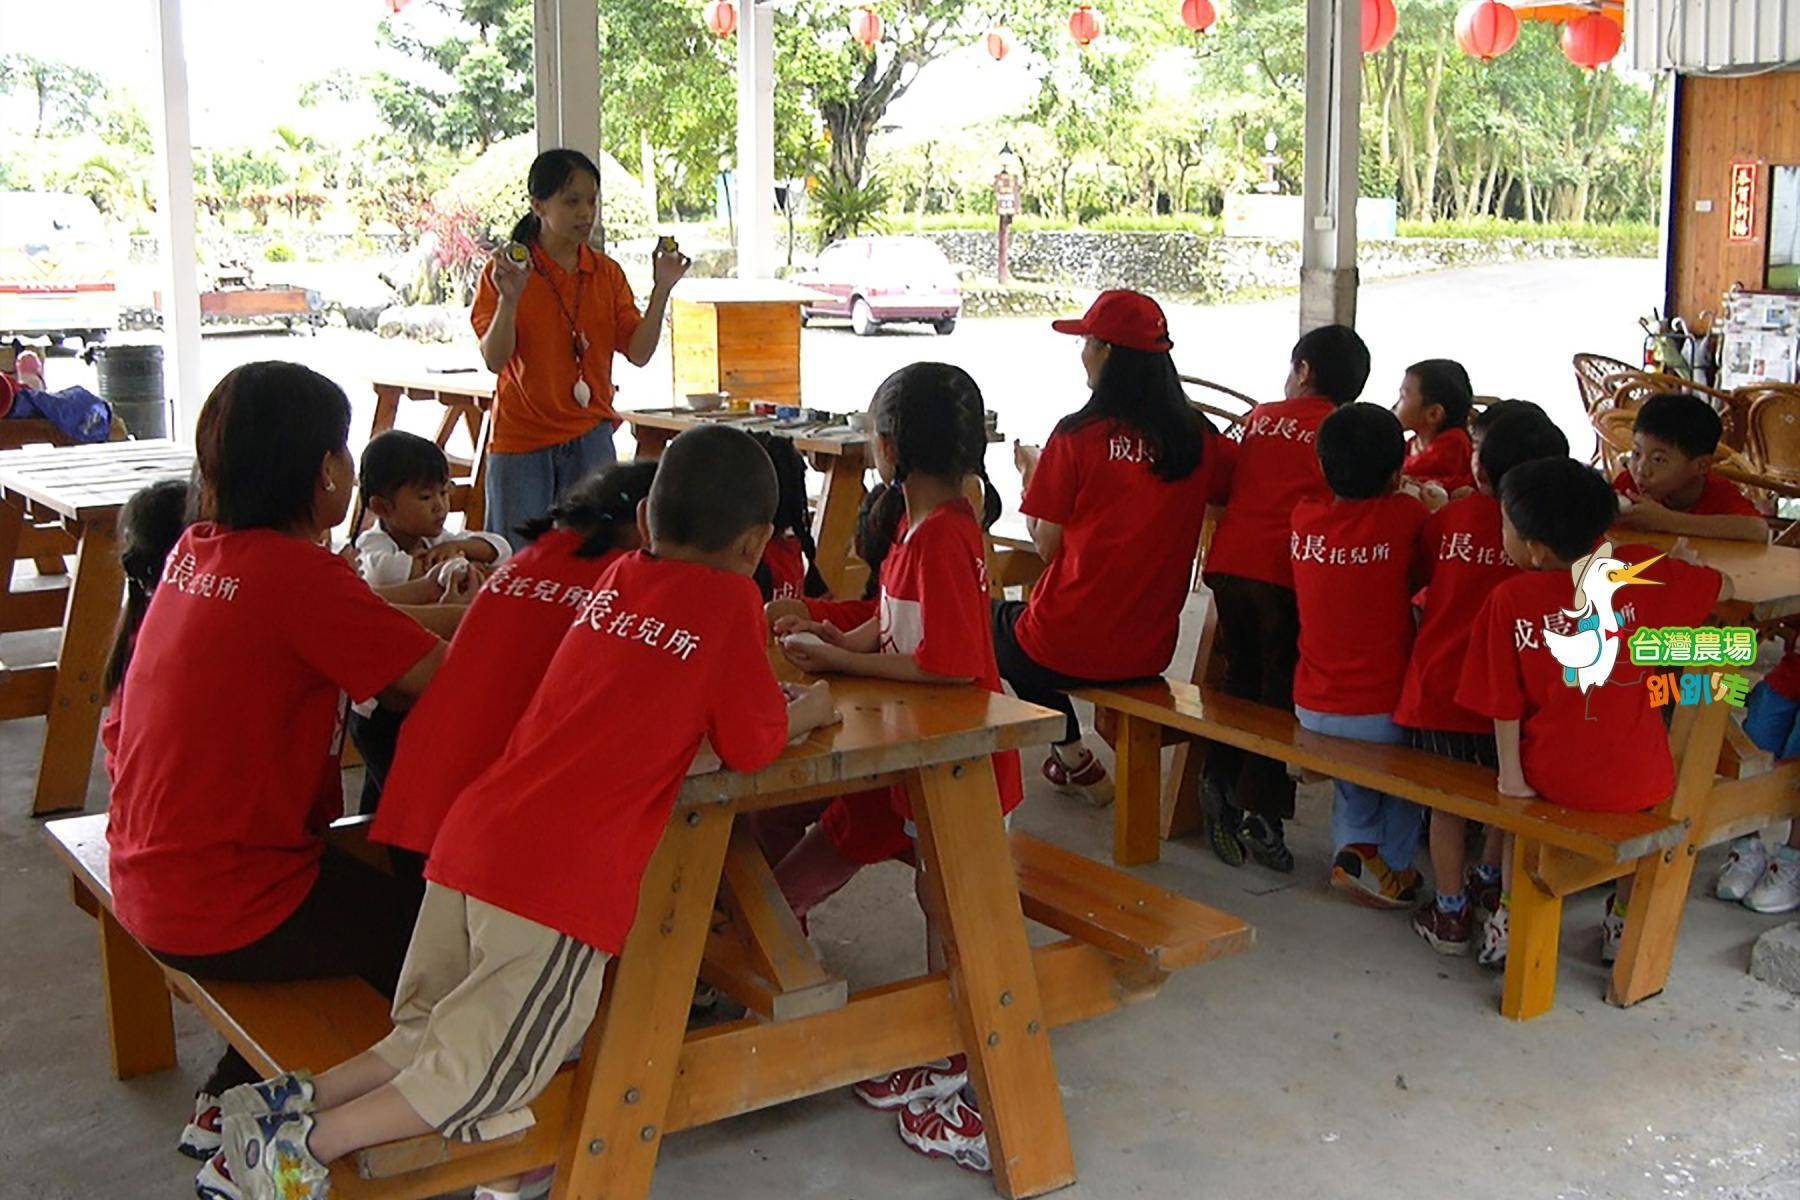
[797,236,962,336]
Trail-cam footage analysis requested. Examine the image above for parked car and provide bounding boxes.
[796,236,962,336]
[0,191,118,345]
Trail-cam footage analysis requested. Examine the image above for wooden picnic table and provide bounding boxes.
[366,372,497,533]
[0,439,194,815]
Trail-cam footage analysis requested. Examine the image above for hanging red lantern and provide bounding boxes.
[1180,0,1216,35]
[1454,0,1520,60]
[849,6,883,48]
[1560,12,1622,68]
[703,0,737,37]
[385,0,411,12]
[984,25,1014,60]
[1069,3,1103,45]
[1361,0,1397,53]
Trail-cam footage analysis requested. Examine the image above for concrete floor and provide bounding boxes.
[3,595,1798,1200]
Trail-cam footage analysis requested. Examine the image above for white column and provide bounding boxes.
[534,0,602,231]
[736,0,777,279]
[151,0,202,437]
[1299,0,1361,332]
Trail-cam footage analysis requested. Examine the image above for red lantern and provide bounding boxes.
[850,6,883,48]
[984,25,1014,60]
[1561,12,1622,68]
[1069,3,1103,45]
[1180,0,1216,35]
[1455,0,1520,60]
[385,0,410,12]
[703,0,737,37]
[1360,0,1397,53]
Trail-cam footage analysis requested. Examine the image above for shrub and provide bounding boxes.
[813,174,891,248]
[435,133,650,249]
[263,242,295,263]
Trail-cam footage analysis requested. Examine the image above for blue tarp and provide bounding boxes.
[7,386,113,443]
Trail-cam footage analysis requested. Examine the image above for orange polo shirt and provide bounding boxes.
[471,243,643,455]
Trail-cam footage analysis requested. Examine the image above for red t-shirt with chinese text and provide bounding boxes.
[1611,469,1759,516]
[106,525,439,955]
[372,530,620,857]
[1404,426,1474,493]
[1455,547,1723,812]
[1290,493,1430,715]
[1204,396,1337,589]
[762,532,807,601]
[878,498,1023,819]
[1015,417,1232,680]
[1394,492,1519,734]
[428,551,788,952]
[804,595,878,631]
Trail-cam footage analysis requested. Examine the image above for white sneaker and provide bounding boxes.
[1600,898,1626,964]
[1745,847,1800,914]
[1477,899,1508,969]
[178,1093,223,1161]
[1715,836,1770,902]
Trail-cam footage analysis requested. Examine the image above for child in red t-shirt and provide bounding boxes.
[370,461,656,876]
[1202,323,1371,872]
[1398,411,1569,955]
[1612,391,1766,542]
[752,432,828,603]
[1290,404,1430,908]
[775,362,1020,1175]
[102,478,192,702]
[1393,357,1475,498]
[214,425,838,1200]
[1714,650,1800,913]
[1457,457,1730,968]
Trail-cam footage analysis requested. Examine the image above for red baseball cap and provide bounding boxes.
[1051,289,1173,354]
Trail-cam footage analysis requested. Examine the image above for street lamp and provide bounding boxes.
[1257,129,1282,195]
[994,141,1020,284]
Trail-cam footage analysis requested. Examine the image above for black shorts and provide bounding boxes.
[1405,727,1498,769]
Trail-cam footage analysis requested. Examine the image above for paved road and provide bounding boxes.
[37,256,1657,521]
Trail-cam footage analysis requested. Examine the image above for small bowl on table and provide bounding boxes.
[685,392,727,412]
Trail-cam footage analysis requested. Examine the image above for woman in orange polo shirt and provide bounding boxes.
[474,148,688,547]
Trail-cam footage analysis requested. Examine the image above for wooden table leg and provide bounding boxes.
[1160,586,1221,841]
[910,759,1076,1199]
[812,452,868,601]
[628,426,674,463]
[551,804,734,1200]
[0,492,23,601]
[1607,691,1729,1009]
[369,384,403,440]
[97,904,177,1078]
[1114,713,1163,867]
[1500,835,1562,1021]
[32,521,123,816]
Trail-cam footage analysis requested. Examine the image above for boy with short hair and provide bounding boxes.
[209,425,839,1200]
[1202,323,1371,872]
[1290,403,1430,906]
[1457,457,1731,967]
[1398,411,1569,954]
[1612,392,1766,543]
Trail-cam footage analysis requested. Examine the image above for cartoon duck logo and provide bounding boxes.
[1544,541,1663,693]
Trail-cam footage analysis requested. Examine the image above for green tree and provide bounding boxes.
[0,53,105,136]
[370,0,534,151]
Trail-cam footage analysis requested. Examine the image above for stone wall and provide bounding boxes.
[921,230,1639,303]
[128,231,411,265]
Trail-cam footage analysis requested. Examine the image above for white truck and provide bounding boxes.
[0,191,118,345]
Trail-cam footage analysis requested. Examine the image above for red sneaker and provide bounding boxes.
[897,1090,991,1174]
[1042,747,1109,804]
[852,1055,968,1111]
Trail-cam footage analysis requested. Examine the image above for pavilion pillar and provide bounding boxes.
[534,0,601,230]
[736,0,777,279]
[151,0,203,436]
[1299,0,1361,332]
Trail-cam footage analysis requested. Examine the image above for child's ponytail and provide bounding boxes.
[105,478,192,697]
[517,460,656,556]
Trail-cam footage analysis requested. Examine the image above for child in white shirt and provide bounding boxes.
[353,431,511,587]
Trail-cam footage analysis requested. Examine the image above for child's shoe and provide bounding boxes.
[195,1150,241,1200]
[1412,896,1471,956]
[219,1111,328,1200]
[179,1093,225,1160]
[1202,780,1246,867]
[1477,898,1509,969]
[1715,835,1770,902]
[896,1090,991,1174]
[1042,745,1109,805]
[1329,845,1421,910]
[852,1055,968,1111]
[219,1070,315,1121]
[1238,813,1295,873]
[1745,846,1800,914]
[1600,893,1627,964]
[519,1166,555,1200]
[1465,864,1503,920]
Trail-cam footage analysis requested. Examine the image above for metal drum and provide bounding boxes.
[94,344,168,438]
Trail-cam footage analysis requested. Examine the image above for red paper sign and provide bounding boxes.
[1728,161,1758,242]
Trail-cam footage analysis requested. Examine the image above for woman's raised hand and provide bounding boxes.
[651,242,691,293]
[490,246,529,303]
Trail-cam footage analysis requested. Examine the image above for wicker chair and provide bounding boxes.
[1590,372,1747,470]
[1572,353,1636,417]
[1178,373,1255,440]
[1740,386,1800,488]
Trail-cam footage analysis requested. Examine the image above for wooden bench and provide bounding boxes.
[1074,679,1764,1021]
[47,811,1250,1197]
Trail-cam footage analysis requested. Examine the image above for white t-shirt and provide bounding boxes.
[354,527,512,587]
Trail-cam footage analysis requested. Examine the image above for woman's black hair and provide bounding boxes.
[510,148,603,245]
[1058,344,1210,482]
[193,361,351,532]
[515,460,656,558]
[1406,358,1475,432]
[105,478,191,697]
[349,430,450,537]
[750,433,828,601]
[864,363,999,571]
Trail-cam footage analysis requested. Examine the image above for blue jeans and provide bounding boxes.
[1744,681,1800,760]
[484,421,618,550]
[1294,706,1422,870]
